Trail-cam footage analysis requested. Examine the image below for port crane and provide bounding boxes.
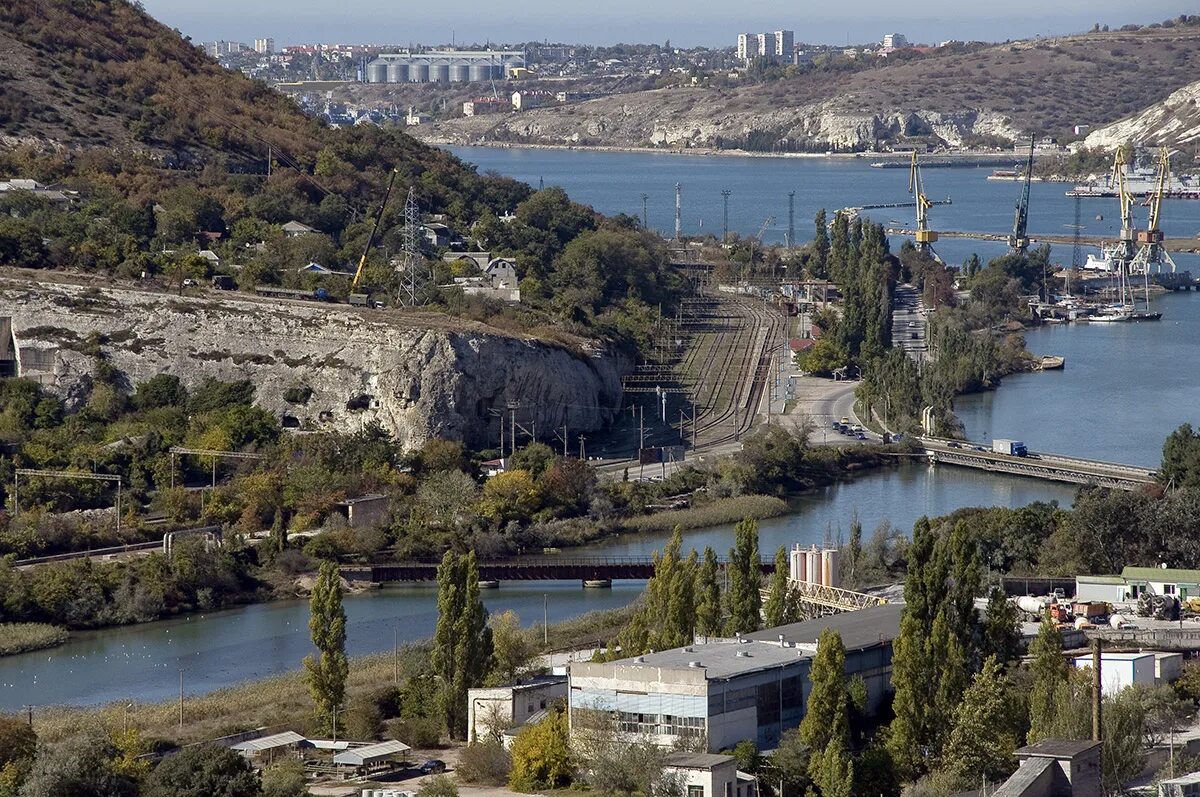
[1008,136,1035,255]
[907,151,939,259]
[1129,148,1177,274]
[350,167,400,292]
[1109,146,1137,266]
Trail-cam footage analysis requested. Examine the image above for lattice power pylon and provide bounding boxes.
[397,187,425,306]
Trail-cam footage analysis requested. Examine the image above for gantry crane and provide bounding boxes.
[907,151,939,259]
[1008,136,1035,255]
[351,167,399,292]
[1109,146,1137,266]
[1130,148,1177,274]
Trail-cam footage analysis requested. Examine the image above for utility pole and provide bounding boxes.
[638,404,645,451]
[508,401,518,458]
[787,191,795,249]
[641,192,649,230]
[394,628,399,684]
[561,424,568,457]
[674,183,682,241]
[721,189,731,243]
[178,670,184,730]
[577,434,586,460]
[543,593,548,645]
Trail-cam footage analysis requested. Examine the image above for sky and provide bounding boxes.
[140,0,1190,47]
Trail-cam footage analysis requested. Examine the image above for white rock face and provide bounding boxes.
[1084,79,1200,150]
[3,280,625,452]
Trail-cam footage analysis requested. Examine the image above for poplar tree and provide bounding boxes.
[982,586,1022,668]
[801,629,854,796]
[1027,614,1069,743]
[433,550,494,739]
[304,560,348,732]
[695,546,722,639]
[812,209,830,279]
[621,529,697,653]
[763,546,792,628]
[726,518,761,634]
[942,656,1020,789]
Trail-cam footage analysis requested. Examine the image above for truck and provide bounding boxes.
[992,438,1028,457]
[349,293,386,309]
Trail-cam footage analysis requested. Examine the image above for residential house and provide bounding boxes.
[663,753,757,797]
[421,222,451,248]
[282,220,318,237]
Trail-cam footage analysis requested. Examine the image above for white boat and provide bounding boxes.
[1089,305,1134,322]
[1082,247,1121,273]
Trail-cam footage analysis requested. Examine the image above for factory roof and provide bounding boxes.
[610,637,809,680]
[744,602,904,650]
[1016,739,1101,759]
[332,739,411,766]
[1122,566,1200,584]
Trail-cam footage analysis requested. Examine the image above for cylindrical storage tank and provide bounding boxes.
[431,64,450,83]
[491,64,505,80]
[805,547,821,587]
[450,64,470,82]
[469,64,491,82]
[410,63,430,82]
[366,62,387,84]
[822,549,840,589]
[790,545,805,583]
[385,63,408,83]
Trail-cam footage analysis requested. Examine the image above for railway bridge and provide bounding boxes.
[342,556,775,588]
[921,438,1156,491]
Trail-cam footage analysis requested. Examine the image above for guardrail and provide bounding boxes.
[919,437,1156,490]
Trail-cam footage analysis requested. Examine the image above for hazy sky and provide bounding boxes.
[140,0,1189,47]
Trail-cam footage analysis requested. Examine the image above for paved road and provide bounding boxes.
[891,284,928,363]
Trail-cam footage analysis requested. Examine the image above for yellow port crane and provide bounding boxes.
[351,167,400,292]
[1110,146,1136,264]
[1130,148,1177,274]
[907,151,939,258]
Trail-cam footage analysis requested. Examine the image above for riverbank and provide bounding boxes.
[0,623,68,656]
[29,603,638,746]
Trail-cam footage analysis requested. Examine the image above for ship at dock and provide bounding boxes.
[1067,168,1200,199]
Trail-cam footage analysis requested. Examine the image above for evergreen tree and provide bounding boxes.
[982,586,1022,668]
[726,518,762,634]
[828,212,851,284]
[695,546,722,638]
[304,560,348,733]
[1028,614,1069,743]
[941,656,1020,789]
[812,209,830,279]
[845,517,863,587]
[763,546,792,628]
[621,529,697,653]
[433,550,495,739]
[813,737,854,797]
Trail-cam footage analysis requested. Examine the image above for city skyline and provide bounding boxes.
[142,0,1190,49]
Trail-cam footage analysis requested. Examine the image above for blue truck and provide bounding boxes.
[992,439,1028,457]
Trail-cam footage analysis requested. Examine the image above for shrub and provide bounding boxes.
[418,775,458,797]
[458,740,512,785]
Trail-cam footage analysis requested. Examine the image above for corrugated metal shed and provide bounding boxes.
[332,739,411,766]
[231,731,306,753]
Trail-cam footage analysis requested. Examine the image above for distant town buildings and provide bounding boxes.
[736,30,793,65]
[462,97,512,116]
[881,33,909,50]
[254,38,274,54]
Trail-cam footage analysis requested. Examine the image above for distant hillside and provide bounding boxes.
[416,24,1200,153]
[1084,78,1200,151]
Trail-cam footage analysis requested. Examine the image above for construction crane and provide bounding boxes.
[907,151,939,259]
[350,167,399,292]
[1130,148,1177,274]
[1008,136,1035,255]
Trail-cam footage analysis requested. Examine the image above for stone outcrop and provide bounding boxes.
[2,277,626,451]
[1084,79,1200,150]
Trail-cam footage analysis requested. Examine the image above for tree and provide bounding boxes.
[479,470,539,524]
[261,761,308,797]
[1027,616,1068,743]
[941,656,1020,789]
[418,775,459,797]
[695,546,722,638]
[726,518,761,634]
[432,550,494,739]
[18,733,136,797]
[768,728,812,797]
[509,709,572,791]
[303,560,348,733]
[811,209,830,279]
[1161,423,1200,489]
[143,745,261,797]
[489,610,539,685]
[800,630,850,772]
[982,587,1021,668]
[763,546,796,628]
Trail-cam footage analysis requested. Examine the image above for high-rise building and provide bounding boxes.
[736,30,794,65]
[736,33,754,62]
[882,33,908,50]
[254,37,275,54]
[773,30,794,58]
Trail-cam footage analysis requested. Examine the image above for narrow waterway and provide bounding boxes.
[0,464,1075,710]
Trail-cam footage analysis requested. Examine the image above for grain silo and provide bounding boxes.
[450,64,470,82]
[431,64,450,83]
[386,62,409,83]
[366,60,387,84]
[409,63,430,82]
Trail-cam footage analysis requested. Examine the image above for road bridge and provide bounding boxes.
[921,437,1156,490]
[343,556,776,586]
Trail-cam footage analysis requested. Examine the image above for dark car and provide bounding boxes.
[418,760,447,775]
[947,441,962,449]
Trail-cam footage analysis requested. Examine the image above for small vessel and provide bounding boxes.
[1039,355,1065,370]
[1089,305,1134,322]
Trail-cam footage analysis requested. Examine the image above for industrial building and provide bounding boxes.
[1075,566,1200,602]
[567,604,901,752]
[364,50,525,84]
[467,675,568,744]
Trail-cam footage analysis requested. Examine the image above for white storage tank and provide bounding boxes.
[410,64,430,82]
[805,546,821,586]
[822,549,840,589]
[790,544,806,583]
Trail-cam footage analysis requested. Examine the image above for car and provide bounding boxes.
[908,321,919,328]
[831,421,841,430]
[973,446,988,452]
[851,424,863,433]
[947,442,962,449]
[418,760,447,775]
[840,416,850,425]
[855,432,867,440]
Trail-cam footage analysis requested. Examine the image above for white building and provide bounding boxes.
[737,31,794,64]
[663,753,757,797]
[882,33,909,49]
[736,33,755,62]
[282,220,318,237]
[568,604,901,752]
[254,38,275,54]
[772,30,794,59]
[1072,652,1156,697]
[1122,566,1200,600]
[467,676,567,744]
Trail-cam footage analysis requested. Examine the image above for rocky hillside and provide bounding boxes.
[1084,78,1200,150]
[3,275,624,451]
[416,25,1200,152]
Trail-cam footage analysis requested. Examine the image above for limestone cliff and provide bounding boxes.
[2,277,626,451]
